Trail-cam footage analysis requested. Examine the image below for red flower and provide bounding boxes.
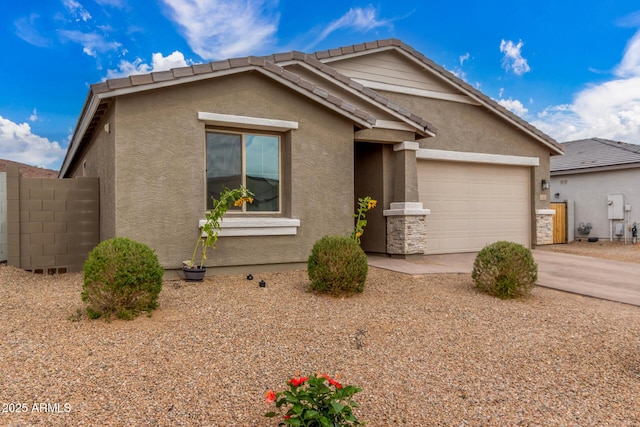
[288,376,308,387]
[264,390,276,404]
[320,373,343,389]
[328,377,343,389]
[284,415,291,420]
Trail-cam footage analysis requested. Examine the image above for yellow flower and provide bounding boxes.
[367,199,377,210]
[355,231,362,238]
[233,197,254,207]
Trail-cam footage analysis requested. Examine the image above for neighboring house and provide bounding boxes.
[550,138,640,242]
[56,39,562,272]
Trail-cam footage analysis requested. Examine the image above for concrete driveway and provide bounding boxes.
[368,250,640,307]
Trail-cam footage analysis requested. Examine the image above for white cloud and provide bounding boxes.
[459,52,470,66]
[29,109,38,122]
[161,0,279,60]
[94,0,125,7]
[498,98,529,117]
[500,39,531,76]
[14,14,51,47]
[105,51,191,79]
[305,6,394,50]
[63,0,92,22]
[0,116,66,169]
[532,29,640,144]
[615,30,640,78]
[59,30,122,56]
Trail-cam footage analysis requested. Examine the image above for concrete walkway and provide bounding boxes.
[368,250,640,307]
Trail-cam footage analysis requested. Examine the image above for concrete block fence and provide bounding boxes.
[6,164,99,273]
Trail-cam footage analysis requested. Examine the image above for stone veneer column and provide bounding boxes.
[536,209,554,245]
[384,202,430,256]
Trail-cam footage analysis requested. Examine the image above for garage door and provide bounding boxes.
[418,160,530,254]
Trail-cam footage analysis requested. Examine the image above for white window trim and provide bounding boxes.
[206,129,282,213]
[199,217,300,236]
[417,148,540,166]
[198,112,298,132]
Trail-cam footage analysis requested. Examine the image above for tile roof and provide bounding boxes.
[310,39,563,155]
[551,138,640,173]
[61,38,560,176]
[88,52,436,134]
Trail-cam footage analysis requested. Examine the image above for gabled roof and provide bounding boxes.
[60,48,437,176]
[60,38,560,177]
[310,39,564,156]
[551,138,640,174]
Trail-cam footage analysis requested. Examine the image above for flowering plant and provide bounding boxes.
[351,196,377,244]
[265,372,363,426]
[183,186,253,268]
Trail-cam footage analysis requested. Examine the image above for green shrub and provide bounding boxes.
[307,235,368,296]
[472,240,538,299]
[82,237,164,320]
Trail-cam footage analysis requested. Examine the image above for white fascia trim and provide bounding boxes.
[394,141,419,151]
[198,112,298,132]
[293,62,434,137]
[383,202,431,216]
[374,120,416,132]
[536,209,555,215]
[354,78,481,106]
[417,149,540,166]
[199,217,300,236]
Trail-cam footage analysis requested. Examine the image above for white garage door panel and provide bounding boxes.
[418,160,530,254]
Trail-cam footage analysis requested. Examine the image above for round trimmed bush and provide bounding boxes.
[307,235,368,296]
[82,237,163,320]
[472,240,538,299]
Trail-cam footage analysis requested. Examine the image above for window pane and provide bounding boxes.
[206,132,241,209]
[246,134,279,212]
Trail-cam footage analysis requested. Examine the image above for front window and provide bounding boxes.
[206,130,280,212]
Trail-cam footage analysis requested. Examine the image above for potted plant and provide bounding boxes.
[182,186,253,281]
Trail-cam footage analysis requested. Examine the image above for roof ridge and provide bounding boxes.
[267,49,436,134]
[551,137,640,172]
[308,38,562,154]
[594,137,640,154]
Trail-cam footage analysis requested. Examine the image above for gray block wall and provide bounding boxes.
[0,172,6,262]
[6,164,100,273]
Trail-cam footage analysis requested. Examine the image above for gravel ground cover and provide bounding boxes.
[1,244,640,426]
[536,240,640,263]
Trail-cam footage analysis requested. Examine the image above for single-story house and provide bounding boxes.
[58,38,563,273]
[550,138,640,242]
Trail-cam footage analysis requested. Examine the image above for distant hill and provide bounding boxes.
[0,159,58,178]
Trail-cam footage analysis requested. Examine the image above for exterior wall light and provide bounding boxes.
[541,179,550,190]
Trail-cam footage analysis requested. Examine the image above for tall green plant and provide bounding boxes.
[184,186,253,268]
[351,196,377,244]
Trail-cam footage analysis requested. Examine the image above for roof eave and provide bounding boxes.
[551,162,640,175]
[316,40,563,155]
[60,65,379,176]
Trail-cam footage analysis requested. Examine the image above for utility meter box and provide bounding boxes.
[607,194,624,220]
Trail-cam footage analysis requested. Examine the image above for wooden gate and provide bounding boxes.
[551,202,567,244]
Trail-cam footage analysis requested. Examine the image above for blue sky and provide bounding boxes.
[1,1,640,170]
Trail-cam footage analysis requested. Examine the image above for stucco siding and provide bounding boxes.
[381,93,551,212]
[551,168,640,240]
[329,50,461,95]
[111,72,355,268]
